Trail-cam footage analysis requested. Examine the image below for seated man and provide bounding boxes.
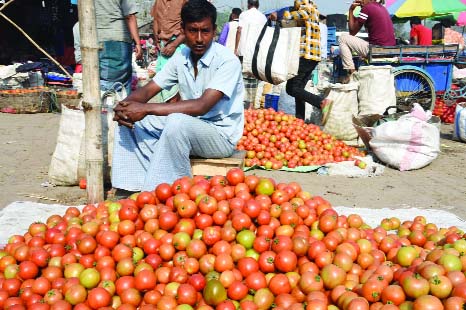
[410,17,432,46]
[111,0,244,194]
[338,0,395,79]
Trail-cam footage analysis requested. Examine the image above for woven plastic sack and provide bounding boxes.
[369,104,440,171]
[352,65,396,115]
[242,22,300,85]
[48,85,126,185]
[322,82,359,141]
[453,102,466,142]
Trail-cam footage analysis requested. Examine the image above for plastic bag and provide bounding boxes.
[242,23,301,85]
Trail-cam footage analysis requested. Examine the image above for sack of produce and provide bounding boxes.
[323,82,359,141]
[453,102,466,142]
[352,65,396,115]
[242,22,301,85]
[369,103,440,171]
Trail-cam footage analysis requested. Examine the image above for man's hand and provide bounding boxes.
[161,42,177,57]
[113,101,148,128]
[153,35,161,52]
[134,43,143,60]
[350,0,361,11]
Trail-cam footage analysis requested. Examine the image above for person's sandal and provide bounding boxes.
[321,99,333,126]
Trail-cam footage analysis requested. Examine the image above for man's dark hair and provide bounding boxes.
[181,0,217,27]
[248,0,259,8]
[232,8,242,17]
[410,17,421,26]
[441,18,454,28]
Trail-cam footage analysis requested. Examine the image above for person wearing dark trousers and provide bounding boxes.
[286,58,321,119]
[270,0,331,121]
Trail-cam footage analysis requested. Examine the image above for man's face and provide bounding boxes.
[182,18,216,58]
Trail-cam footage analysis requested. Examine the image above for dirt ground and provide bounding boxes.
[0,112,465,221]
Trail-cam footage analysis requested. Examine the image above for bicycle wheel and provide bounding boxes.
[393,68,436,112]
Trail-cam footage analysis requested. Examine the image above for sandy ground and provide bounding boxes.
[0,112,465,221]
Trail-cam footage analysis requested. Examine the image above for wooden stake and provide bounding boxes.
[0,0,16,12]
[78,0,104,203]
[0,11,72,78]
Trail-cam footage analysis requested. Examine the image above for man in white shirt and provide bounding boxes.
[234,0,267,109]
[235,0,267,57]
[319,15,328,60]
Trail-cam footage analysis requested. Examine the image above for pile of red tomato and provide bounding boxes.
[433,98,457,124]
[237,109,365,169]
[0,168,465,310]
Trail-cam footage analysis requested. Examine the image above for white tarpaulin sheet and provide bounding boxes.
[0,202,465,246]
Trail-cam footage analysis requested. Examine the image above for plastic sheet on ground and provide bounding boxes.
[0,202,465,246]
[243,164,321,173]
[334,206,466,232]
[244,156,384,178]
[0,202,84,246]
[317,155,385,177]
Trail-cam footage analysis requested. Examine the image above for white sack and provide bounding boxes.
[323,82,359,141]
[369,103,440,171]
[453,102,466,142]
[353,65,396,115]
[48,85,126,185]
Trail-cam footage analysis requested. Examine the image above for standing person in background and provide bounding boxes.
[410,17,432,46]
[339,0,395,81]
[72,22,82,73]
[270,0,328,121]
[95,0,142,94]
[151,0,187,102]
[319,14,328,60]
[235,0,267,109]
[218,8,242,52]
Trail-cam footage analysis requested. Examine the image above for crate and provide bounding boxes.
[190,150,245,176]
[0,91,52,113]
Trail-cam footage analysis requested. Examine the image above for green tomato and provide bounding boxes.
[79,268,100,289]
[236,230,255,249]
[245,249,259,260]
[4,264,19,279]
[454,239,466,255]
[438,253,462,272]
[132,247,144,263]
[203,279,227,306]
[107,202,121,213]
[64,263,85,279]
[193,229,203,240]
[205,271,220,281]
[255,178,275,196]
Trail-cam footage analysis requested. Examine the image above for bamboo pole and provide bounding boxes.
[78,0,104,203]
[0,0,16,12]
[0,11,72,78]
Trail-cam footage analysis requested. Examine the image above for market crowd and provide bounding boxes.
[76,0,464,196]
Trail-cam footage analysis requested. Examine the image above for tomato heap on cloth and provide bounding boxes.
[0,168,465,309]
[238,109,365,169]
